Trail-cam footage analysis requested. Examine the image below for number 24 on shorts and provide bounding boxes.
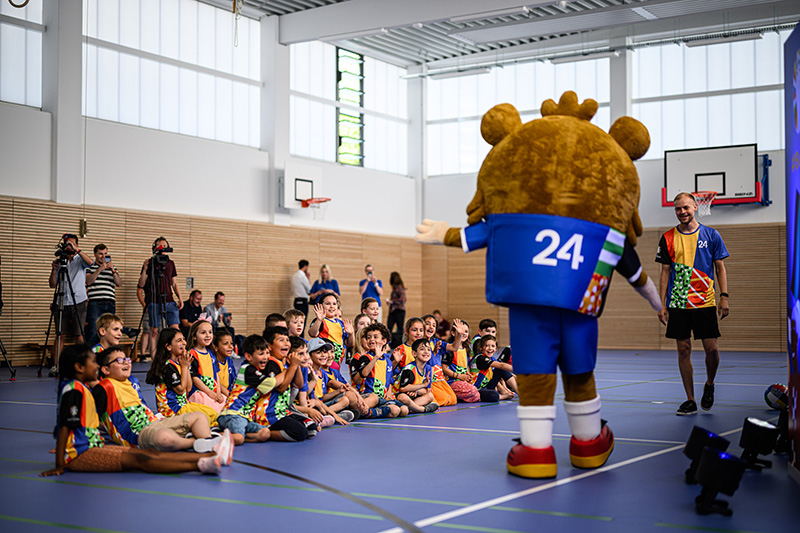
[532,230,585,270]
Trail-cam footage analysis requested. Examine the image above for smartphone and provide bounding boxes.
[105,256,111,262]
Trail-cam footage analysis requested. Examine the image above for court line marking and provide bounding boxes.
[0,514,130,533]
[353,422,684,445]
[596,379,770,387]
[377,427,744,533]
[0,400,57,406]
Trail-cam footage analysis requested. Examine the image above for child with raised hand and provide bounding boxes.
[211,329,237,396]
[43,344,226,477]
[92,313,124,353]
[216,335,277,445]
[396,339,439,413]
[308,293,354,370]
[421,314,458,407]
[392,317,426,372]
[95,347,232,458]
[361,297,381,324]
[284,309,306,339]
[441,320,481,403]
[252,327,317,441]
[350,322,408,419]
[144,329,219,424]
[309,338,364,421]
[473,335,517,401]
[186,320,227,412]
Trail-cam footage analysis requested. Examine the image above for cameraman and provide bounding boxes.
[48,234,93,361]
[138,236,183,358]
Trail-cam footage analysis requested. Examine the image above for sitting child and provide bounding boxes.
[284,309,306,339]
[92,313,124,353]
[43,345,228,477]
[396,339,439,413]
[187,320,227,412]
[251,327,317,441]
[441,320,481,403]
[216,335,277,445]
[471,318,497,356]
[288,336,338,428]
[144,329,219,424]
[473,335,517,401]
[350,323,408,418]
[391,317,426,371]
[308,338,364,421]
[422,314,457,407]
[94,346,230,455]
[211,329,237,397]
[308,293,354,370]
[361,298,380,324]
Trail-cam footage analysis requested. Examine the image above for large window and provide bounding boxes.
[426,58,610,176]
[0,0,43,108]
[290,41,408,175]
[632,30,789,159]
[82,0,261,147]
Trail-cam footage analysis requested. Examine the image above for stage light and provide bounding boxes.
[739,417,779,471]
[683,426,730,484]
[694,447,746,516]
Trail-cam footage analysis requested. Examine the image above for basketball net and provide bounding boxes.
[692,191,717,217]
[302,197,331,220]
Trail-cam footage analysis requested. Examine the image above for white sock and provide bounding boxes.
[563,396,602,441]
[517,405,556,448]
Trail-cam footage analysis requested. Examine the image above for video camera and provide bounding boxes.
[54,234,78,262]
[151,243,174,265]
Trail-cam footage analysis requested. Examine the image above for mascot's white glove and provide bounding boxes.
[635,277,662,311]
[415,219,450,245]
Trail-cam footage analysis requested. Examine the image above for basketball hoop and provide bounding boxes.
[692,191,717,217]
[301,197,331,220]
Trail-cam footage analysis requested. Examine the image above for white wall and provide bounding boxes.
[423,149,786,230]
[0,102,51,200]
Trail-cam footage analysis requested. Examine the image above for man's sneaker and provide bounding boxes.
[193,435,221,453]
[338,410,355,423]
[212,429,234,466]
[197,455,221,475]
[700,384,715,411]
[676,399,698,416]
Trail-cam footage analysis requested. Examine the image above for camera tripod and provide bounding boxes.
[131,251,171,359]
[38,258,84,378]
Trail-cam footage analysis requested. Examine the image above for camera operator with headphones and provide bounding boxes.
[138,237,183,359]
[48,234,93,361]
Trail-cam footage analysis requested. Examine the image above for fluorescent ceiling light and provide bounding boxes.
[550,51,619,64]
[684,33,762,47]
[321,27,389,42]
[429,68,491,80]
[450,6,529,24]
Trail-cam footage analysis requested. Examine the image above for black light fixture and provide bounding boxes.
[739,417,779,471]
[683,426,730,484]
[694,447,746,516]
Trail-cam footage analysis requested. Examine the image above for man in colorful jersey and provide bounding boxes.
[657,192,729,415]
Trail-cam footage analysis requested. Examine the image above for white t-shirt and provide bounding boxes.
[292,269,311,298]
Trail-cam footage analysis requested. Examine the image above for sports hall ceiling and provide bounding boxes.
[204,0,800,70]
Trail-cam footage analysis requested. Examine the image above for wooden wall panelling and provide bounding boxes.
[421,246,448,321]
[445,246,498,339]
[0,198,13,366]
[400,239,423,320]
[362,234,403,322]
[319,230,364,320]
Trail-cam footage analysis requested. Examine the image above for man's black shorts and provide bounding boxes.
[665,307,720,340]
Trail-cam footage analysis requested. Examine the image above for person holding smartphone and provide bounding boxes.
[84,244,123,346]
[358,264,384,323]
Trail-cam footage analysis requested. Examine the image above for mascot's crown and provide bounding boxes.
[541,91,597,121]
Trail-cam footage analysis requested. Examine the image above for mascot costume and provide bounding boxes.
[417,91,661,478]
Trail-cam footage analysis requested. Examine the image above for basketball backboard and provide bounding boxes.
[282,160,322,209]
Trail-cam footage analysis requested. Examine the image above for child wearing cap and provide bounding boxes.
[309,338,365,420]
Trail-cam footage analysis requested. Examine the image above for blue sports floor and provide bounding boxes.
[0,349,798,533]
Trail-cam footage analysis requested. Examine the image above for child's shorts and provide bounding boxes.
[138,413,194,449]
[65,445,124,472]
[323,392,345,407]
[216,414,266,436]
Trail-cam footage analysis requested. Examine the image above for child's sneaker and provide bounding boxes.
[424,402,439,413]
[197,455,221,475]
[506,442,557,478]
[319,415,335,428]
[700,384,714,411]
[213,429,234,466]
[569,421,614,469]
[193,435,221,453]
[339,410,356,423]
[676,399,697,416]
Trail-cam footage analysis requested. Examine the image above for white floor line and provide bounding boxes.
[597,379,773,387]
[355,422,684,445]
[0,400,56,407]
[376,426,743,533]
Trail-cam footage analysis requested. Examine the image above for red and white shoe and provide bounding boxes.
[569,421,614,469]
[506,443,557,478]
[213,428,234,466]
[197,454,221,475]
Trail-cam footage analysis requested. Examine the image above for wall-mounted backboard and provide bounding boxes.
[282,160,323,209]
[663,144,761,206]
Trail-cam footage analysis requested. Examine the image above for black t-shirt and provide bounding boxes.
[59,389,84,430]
[264,359,283,379]
[162,363,183,391]
[140,259,177,304]
[244,364,271,387]
[350,353,374,377]
[91,385,108,415]
[179,302,202,336]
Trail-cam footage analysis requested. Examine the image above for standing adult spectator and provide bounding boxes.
[204,291,233,336]
[656,192,729,416]
[84,244,122,346]
[138,236,182,359]
[292,259,312,317]
[387,271,406,343]
[309,264,340,305]
[179,289,203,338]
[48,234,93,365]
[359,264,384,322]
[434,310,450,340]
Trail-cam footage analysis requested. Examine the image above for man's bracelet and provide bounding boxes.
[719,293,729,298]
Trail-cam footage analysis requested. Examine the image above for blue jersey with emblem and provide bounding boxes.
[462,213,625,316]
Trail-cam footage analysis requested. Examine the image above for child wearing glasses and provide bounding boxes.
[94,346,232,458]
